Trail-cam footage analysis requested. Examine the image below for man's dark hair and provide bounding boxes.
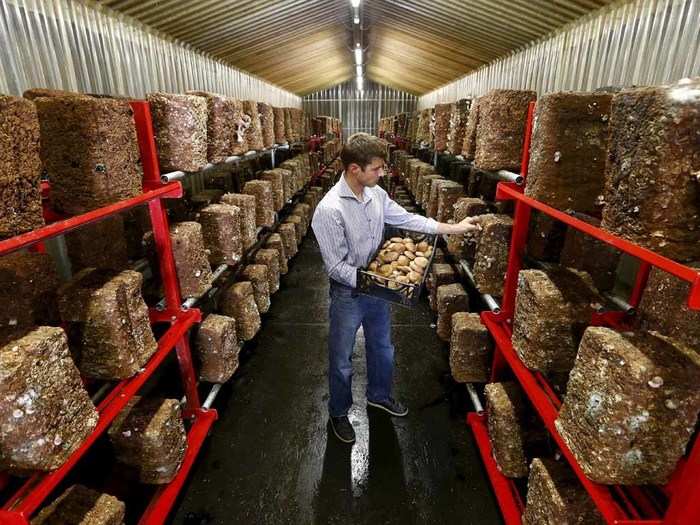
[340,132,387,169]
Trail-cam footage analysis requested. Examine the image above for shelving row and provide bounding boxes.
[388,105,700,524]
[0,98,329,524]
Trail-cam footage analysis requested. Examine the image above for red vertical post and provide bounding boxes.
[131,100,201,411]
[664,438,700,524]
[629,261,652,308]
[500,201,531,321]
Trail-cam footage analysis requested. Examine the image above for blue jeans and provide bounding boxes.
[328,280,394,417]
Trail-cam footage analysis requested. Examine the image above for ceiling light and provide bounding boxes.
[354,48,362,65]
[356,65,363,76]
[353,15,360,24]
[350,0,361,8]
[356,76,364,91]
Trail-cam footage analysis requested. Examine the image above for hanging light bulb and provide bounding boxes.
[350,0,361,8]
[353,15,360,24]
[356,75,364,91]
[354,48,362,65]
[356,65,363,77]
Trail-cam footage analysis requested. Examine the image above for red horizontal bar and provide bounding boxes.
[0,183,182,257]
[481,311,633,523]
[467,412,524,525]
[1,309,199,518]
[138,409,218,525]
[496,183,700,310]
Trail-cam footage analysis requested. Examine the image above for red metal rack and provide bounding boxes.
[470,102,700,525]
[0,101,218,524]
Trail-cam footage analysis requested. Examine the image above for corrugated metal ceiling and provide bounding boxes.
[99,0,615,95]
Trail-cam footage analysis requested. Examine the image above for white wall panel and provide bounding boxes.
[419,0,700,107]
[0,0,301,106]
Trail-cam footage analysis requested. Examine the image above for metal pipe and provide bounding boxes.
[203,383,223,410]
[211,263,229,282]
[90,382,112,404]
[604,293,636,315]
[494,170,524,185]
[160,155,243,184]
[131,258,149,273]
[466,383,484,414]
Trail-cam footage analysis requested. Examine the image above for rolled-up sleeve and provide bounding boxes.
[382,193,438,234]
[311,205,358,288]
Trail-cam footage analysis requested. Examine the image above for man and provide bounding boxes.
[311,133,480,444]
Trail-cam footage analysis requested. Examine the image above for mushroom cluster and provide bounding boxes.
[367,236,433,290]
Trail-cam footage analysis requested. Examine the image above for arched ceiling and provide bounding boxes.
[99,0,615,96]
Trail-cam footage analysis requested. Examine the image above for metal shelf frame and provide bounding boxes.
[465,101,700,525]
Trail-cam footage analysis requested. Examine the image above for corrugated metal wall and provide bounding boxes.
[0,0,301,106]
[419,0,700,107]
[303,80,417,137]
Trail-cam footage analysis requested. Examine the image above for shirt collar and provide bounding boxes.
[338,172,372,203]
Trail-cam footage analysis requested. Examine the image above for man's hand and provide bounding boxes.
[436,216,482,235]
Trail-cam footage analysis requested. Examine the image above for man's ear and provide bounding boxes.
[346,162,362,176]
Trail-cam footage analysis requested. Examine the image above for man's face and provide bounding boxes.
[351,157,385,187]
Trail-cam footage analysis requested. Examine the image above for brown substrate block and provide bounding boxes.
[169,221,214,298]
[23,88,79,100]
[258,102,275,149]
[277,223,299,258]
[485,381,529,478]
[264,234,288,274]
[432,247,447,264]
[65,216,129,272]
[427,179,451,218]
[447,198,489,260]
[283,215,304,244]
[195,314,239,383]
[559,213,620,291]
[0,251,60,345]
[525,92,611,215]
[230,98,248,155]
[0,95,43,239]
[418,174,442,209]
[448,98,471,154]
[555,327,700,484]
[461,97,481,160]
[58,269,157,379]
[147,92,207,173]
[428,263,456,312]
[474,90,537,172]
[526,212,567,262]
[273,106,287,144]
[436,181,465,222]
[0,327,98,472]
[522,459,604,525]
[512,267,602,374]
[241,264,271,314]
[638,263,700,352]
[220,193,257,249]
[242,100,264,151]
[472,214,513,296]
[198,203,242,265]
[243,180,275,227]
[35,95,142,214]
[220,281,261,341]
[186,91,237,163]
[108,397,186,484]
[254,249,281,294]
[32,484,125,525]
[601,80,700,261]
[284,108,294,143]
[436,283,469,341]
[260,170,286,211]
[293,203,311,232]
[434,103,453,152]
[449,312,492,382]
[275,168,295,203]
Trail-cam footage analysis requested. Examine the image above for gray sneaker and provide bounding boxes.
[329,416,356,443]
[367,398,409,417]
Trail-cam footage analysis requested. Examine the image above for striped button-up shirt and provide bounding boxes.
[311,174,438,288]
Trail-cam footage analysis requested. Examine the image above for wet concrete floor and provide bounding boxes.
[171,234,502,525]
